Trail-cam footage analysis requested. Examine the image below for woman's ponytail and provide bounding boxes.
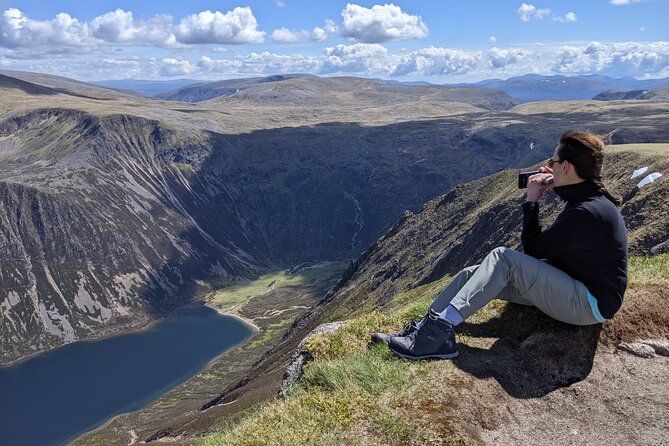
[558,130,623,207]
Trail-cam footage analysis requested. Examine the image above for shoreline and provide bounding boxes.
[203,302,261,332]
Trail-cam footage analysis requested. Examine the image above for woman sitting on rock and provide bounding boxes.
[373,130,628,360]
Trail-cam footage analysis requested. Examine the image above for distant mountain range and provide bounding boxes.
[85,73,669,104]
[154,74,517,110]
[91,78,203,96]
[452,74,669,102]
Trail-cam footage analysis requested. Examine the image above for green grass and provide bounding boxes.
[629,253,669,284]
[608,143,669,155]
[199,253,667,445]
[246,318,294,349]
[199,278,476,446]
[200,341,471,446]
[210,262,346,312]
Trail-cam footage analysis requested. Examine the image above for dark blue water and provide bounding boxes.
[0,306,252,446]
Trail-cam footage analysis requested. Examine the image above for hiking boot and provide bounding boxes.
[370,319,420,345]
[388,309,459,360]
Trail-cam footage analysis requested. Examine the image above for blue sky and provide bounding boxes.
[0,1,667,81]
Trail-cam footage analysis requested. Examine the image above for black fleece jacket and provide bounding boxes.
[521,181,628,319]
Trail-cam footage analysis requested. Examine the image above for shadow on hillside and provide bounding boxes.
[137,117,565,318]
[452,303,601,399]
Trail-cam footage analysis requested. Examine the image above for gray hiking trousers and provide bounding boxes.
[430,247,602,326]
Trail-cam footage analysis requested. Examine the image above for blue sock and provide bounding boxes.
[439,304,464,326]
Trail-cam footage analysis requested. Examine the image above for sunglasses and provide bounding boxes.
[547,158,565,168]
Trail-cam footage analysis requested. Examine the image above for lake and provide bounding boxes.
[0,306,253,446]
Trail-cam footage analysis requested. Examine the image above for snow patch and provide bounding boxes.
[637,172,662,188]
[631,166,648,179]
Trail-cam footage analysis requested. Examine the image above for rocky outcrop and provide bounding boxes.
[618,339,669,358]
[280,321,344,398]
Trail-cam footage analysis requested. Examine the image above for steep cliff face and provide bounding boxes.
[0,110,266,361]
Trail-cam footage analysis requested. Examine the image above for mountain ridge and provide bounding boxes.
[453,74,669,103]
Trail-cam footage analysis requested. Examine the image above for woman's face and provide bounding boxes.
[551,146,566,186]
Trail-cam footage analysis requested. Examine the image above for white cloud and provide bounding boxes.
[552,41,669,77]
[195,44,482,78]
[271,19,339,44]
[518,4,578,24]
[312,20,339,42]
[101,57,140,67]
[554,11,578,22]
[195,41,669,80]
[341,3,428,43]
[0,8,92,49]
[91,9,176,47]
[391,47,481,76]
[517,3,551,21]
[199,52,320,75]
[610,0,653,5]
[271,27,309,43]
[488,47,532,68]
[275,0,287,7]
[488,36,497,44]
[160,58,197,76]
[0,7,266,53]
[174,7,265,44]
[321,43,391,73]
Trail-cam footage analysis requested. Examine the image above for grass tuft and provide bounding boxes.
[629,253,669,284]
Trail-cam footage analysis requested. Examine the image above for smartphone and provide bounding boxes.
[518,171,540,189]
[518,171,554,189]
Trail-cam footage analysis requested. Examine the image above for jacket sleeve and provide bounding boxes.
[521,201,598,259]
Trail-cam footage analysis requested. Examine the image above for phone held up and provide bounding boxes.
[518,171,554,189]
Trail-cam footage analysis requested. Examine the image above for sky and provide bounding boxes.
[0,0,667,82]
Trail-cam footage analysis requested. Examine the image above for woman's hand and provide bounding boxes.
[526,172,554,202]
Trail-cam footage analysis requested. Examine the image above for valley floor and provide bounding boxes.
[73,262,348,445]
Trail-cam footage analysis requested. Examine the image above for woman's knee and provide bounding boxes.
[488,246,516,260]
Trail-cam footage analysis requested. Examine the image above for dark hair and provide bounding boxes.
[557,130,622,207]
